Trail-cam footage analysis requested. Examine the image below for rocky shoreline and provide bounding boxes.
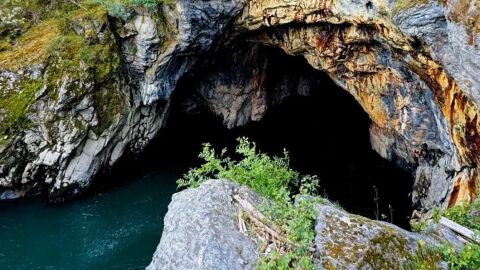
[147,180,460,269]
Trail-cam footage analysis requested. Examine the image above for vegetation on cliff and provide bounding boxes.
[178,138,480,269]
[435,199,480,270]
[178,138,320,269]
[0,1,123,144]
[406,198,480,270]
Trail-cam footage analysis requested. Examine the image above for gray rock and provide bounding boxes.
[148,180,446,270]
[314,203,443,269]
[146,180,259,270]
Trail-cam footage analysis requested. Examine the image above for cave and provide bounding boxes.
[107,45,415,229]
[3,1,480,268]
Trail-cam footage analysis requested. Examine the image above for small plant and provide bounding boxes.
[389,204,394,223]
[178,138,321,269]
[440,242,480,270]
[406,197,480,269]
[402,241,443,270]
[373,185,380,220]
[410,219,428,232]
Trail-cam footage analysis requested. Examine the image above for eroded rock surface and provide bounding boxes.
[0,0,479,212]
[314,202,441,269]
[147,180,445,270]
[146,180,260,270]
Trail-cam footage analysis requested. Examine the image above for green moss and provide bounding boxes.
[0,2,122,144]
[391,0,429,15]
[43,6,121,101]
[319,210,421,269]
[92,83,126,133]
[361,228,410,269]
[0,19,61,71]
[0,78,43,138]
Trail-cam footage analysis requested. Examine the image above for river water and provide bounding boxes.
[0,72,413,269]
[0,167,178,269]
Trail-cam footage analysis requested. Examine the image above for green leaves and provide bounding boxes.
[441,242,480,270]
[433,198,480,232]
[177,137,320,269]
[406,198,480,270]
[178,138,299,202]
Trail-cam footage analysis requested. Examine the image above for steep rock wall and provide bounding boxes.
[0,0,479,213]
[231,0,480,211]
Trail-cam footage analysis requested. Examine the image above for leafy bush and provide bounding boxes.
[178,137,305,202]
[440,243,480,270]
[432,199,480,232]
[406,198,480,270]
[178,138,320,269]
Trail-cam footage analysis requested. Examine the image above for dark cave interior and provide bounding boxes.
[104,45,415,229]
[139,62,413,230]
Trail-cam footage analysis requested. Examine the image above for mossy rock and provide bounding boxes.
[0,2,123,143]
[314,204,442,269]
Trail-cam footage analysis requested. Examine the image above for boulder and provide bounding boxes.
[148,180,445,270]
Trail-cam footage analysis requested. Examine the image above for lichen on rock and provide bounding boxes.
[147,180,445,270]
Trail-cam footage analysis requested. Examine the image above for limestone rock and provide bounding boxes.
[146,180,259,270]
[148,180,446,270]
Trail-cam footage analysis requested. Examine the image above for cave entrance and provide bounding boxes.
[133,50,414,229]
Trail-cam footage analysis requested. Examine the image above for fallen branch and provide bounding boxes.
[439,217,480,244]
[233,194,291,245]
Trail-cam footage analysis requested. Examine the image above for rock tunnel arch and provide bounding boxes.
[0,0,478,218]
[135,43,416,228]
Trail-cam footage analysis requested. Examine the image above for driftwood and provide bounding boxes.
[233,194,291,245]
[439,217,479,244]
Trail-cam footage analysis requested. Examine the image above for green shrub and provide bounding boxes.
[406,197,480,270]
[178,138,303,202]
[441,243,480,270]
[410,219,428,232]
[178,138,320,269]
[432,198,480,232]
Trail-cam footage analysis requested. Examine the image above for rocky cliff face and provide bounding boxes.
[147,180,447,270]
[0,0,478,211]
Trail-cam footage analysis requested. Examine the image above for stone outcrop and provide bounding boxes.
[147,180,446,270]
[0,0,479,212]
[0,4,168,200]
[147,180,260,270]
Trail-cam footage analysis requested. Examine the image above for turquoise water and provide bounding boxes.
[0,71,414,270]
[0,168,178,270]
